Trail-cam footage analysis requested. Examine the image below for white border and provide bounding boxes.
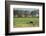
[9,5,43,33]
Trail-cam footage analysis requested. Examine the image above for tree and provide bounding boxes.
[24,10,28,17]
[31,9,39,17]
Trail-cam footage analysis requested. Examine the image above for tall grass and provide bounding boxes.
[13,17,39,28]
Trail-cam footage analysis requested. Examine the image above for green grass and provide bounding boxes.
[13,17,39,28]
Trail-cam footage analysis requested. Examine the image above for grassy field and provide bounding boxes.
[13,17,39,28]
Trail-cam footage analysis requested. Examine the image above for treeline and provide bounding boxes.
[13,9,39,18]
